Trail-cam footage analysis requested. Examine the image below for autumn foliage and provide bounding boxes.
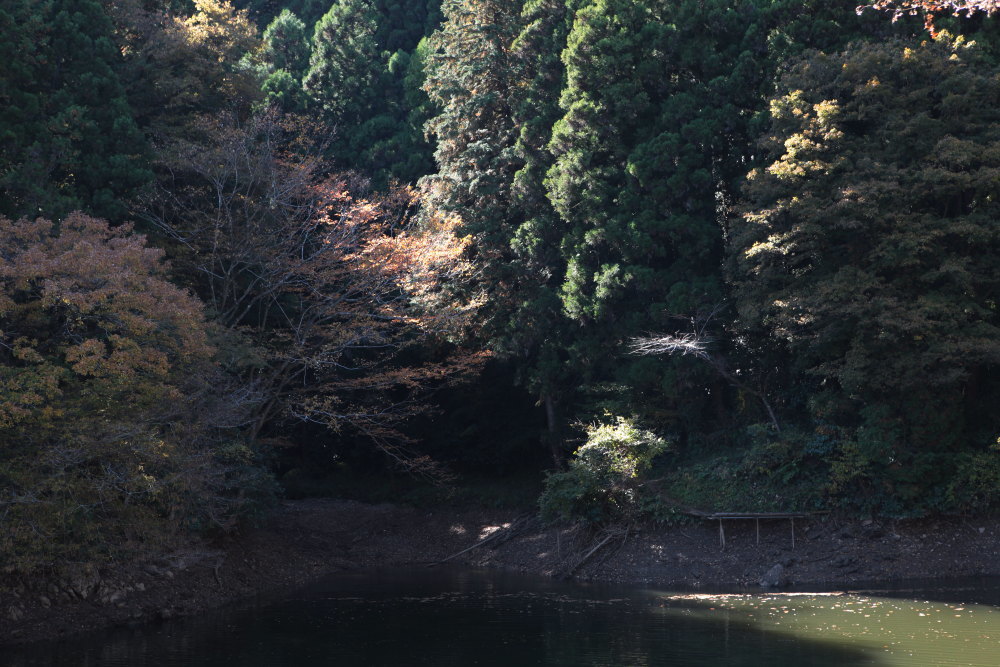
[143,110,479,478]
[861,0,1000,32]
[0,214,272,572]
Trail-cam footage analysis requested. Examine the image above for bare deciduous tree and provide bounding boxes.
[140,109,481,479]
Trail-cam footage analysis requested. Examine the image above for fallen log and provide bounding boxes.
[429,514,535,566]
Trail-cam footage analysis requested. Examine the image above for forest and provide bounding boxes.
[2,0,1000,576]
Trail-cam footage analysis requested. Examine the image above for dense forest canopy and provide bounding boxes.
[2,0,1000,574]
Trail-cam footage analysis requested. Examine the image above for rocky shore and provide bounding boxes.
[3,498,999,646]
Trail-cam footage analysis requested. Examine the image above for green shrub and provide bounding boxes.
[539,418,668,524]
[946,439,1000,510]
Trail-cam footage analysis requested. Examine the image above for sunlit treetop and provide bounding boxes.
[861,1,1000,32]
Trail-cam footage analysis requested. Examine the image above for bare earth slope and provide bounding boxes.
[3,499,999,644]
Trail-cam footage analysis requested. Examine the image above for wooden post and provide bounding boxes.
[719,519,725,550]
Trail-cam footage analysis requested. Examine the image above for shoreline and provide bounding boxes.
[3,498,999,646]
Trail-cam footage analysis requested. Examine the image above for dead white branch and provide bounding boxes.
[627,334,711,360]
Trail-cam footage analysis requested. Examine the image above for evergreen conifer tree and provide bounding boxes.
[259,8,310,111]
[544,0,773,437]
[0,0,151,221]
[303,0,381,125]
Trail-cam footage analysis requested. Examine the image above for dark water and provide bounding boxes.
[4,569,1000,666]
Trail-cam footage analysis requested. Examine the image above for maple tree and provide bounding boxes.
[141,109,479,477]
[0,213,267,571]
[860,1,1000,34]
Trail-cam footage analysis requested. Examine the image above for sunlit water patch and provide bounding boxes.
[652,590,999,666]
[3,570,1000,666]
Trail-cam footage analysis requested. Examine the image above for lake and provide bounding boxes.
[3,569,999,665]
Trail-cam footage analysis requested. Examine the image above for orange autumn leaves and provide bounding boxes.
[863,1,1000,32]
[0,213,212,429]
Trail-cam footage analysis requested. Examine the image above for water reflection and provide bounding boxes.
[3,570,999,666]
[652,590,999,666]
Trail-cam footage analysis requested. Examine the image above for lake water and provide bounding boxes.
[4,569,1000,666]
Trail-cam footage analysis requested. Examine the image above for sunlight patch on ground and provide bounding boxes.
[478,523,510,540]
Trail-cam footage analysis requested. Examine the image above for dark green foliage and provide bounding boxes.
[422,0,581,455]
[546,0,773,437]
[732,37,1000,512]
[236,0,330,26]
[0,0,151,221]
[303,0,434,182]
[421,0,526,334]
[238,0,441,47]
[422,0,523,237]
[374,0,441,54]
[652,424,836,513]
[303,0,381,122]
[504,0,578,431]
[258,9,310,109]
[348,44,436,185]
[262,8,310,70]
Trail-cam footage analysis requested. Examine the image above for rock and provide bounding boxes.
[65,564,101,600]
[99,585,126,605]
[760,564,788,588]
[833,555,857,568]
[862,524,884,540]
[39,595,51,609]
[6,604,25,622]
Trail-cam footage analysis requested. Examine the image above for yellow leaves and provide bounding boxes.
[768,89,807,121]
[178,0,257,52]
[765,96,843,181]
[745,232,794,261]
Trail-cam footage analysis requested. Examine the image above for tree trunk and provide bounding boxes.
[544,392,562,467]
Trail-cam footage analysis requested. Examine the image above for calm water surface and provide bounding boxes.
[4,569,1000,666]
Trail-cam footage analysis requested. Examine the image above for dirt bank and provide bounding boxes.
[3,499,999,645]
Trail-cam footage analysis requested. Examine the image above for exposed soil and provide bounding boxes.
[3,498,1000,646]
